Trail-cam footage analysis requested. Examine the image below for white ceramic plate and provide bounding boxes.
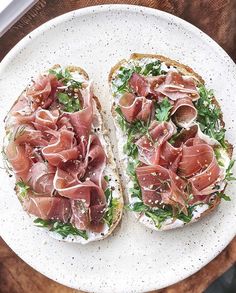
[0,5,235,293]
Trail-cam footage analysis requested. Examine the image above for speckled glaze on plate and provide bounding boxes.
[0,5,235,293]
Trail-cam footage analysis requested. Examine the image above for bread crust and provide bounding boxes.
[109,53,233,230]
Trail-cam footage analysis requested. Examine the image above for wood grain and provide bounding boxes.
[0,0,236,292]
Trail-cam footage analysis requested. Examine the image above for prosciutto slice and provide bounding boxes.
[156,71,199,101]
[42,129,79,166]
[171,97,197,128]
[136,165,188,214]
[27,162,56,195]
[26,74,60,110]
[129,73,150,97]
[119,93,153,122]
[54,168,106,231]
[136,120,176,165]
[6,142,32,181]
[23,196,71,222]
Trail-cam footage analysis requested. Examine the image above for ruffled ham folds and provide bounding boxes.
[134,125,221,214]
[171,98,197,128]
[5,73,109,233]
[128,71,199,101]
[119,93,153,122]
[136,121,176,165]
[136,165,188,214]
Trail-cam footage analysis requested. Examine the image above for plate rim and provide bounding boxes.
[0,4,235,293]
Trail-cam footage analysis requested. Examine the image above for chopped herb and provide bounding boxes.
[142,61,163,76]
[33,218,88,239]
[168,132,180,145]
[104,187,112,201]
[214,147,225,167]
[225,159,236,181]
[195,85,226,147]
[104,175,109,182]
[16,180,30,199]
[126,202,172,228]
[49,68,82,88]
[155,98,173,122]
[217,192,231,201]
[126,201,149,213]
[127,159,139,179]
[113,67,134,93]
[103,186,119,227]
[177,212,192,223]
[129,183,142,199]
[58,92,81,112]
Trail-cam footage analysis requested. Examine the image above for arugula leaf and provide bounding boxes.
[114,67,134,93]
[214,147,225,167]
[155,98,173,122]
[16,180,30,199]
[142,61,162,76]
[129,183,142,199]
[195,85,226,147]
[49,68,72,81]
[126,202,172,228]
[123,137,138,159]
[33,218,88,239]
[58,92,81,112]
[217,192,231,201]
[49,68,82,89]
[103,186,119,227]
[126,201,149,212]
[225,159,236,181]
[34,219,88,239]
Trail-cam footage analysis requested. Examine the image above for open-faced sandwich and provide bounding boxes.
[3,65,123,243]
[109,53,234,231]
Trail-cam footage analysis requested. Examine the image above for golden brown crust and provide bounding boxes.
[109,53,233,229]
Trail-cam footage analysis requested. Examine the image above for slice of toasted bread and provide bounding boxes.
[109,53,233,231]
[4,65,123,244]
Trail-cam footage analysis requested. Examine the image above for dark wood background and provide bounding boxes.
[0,1,235,292]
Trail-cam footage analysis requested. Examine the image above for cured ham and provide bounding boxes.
[136,165,188,214]
[128,71,199,101]
[136,121,176,165]
[23,197,71,222]
[171,97,197,128]
[119,93,153,122]
[42,129,79,166]
[156,71,199,101]
[4,68,113,235]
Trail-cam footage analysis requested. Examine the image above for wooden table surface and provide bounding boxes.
[0,1,235,292]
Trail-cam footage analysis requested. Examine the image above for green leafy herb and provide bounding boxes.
[155,98,173,122]
[214,147,225,167]
[126,202,172,228]
[225,159,236,181]
[33,218,88,239]
[142,61,163,76]
[217,192,231,201]
[49,68,82,89]
[104,175,109,182]
[195,85,226,147]
[58,92,81,112]
[113,67,134,93]
[16,180,30,199]
[103,186,119,227]
[129,183,142,199]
